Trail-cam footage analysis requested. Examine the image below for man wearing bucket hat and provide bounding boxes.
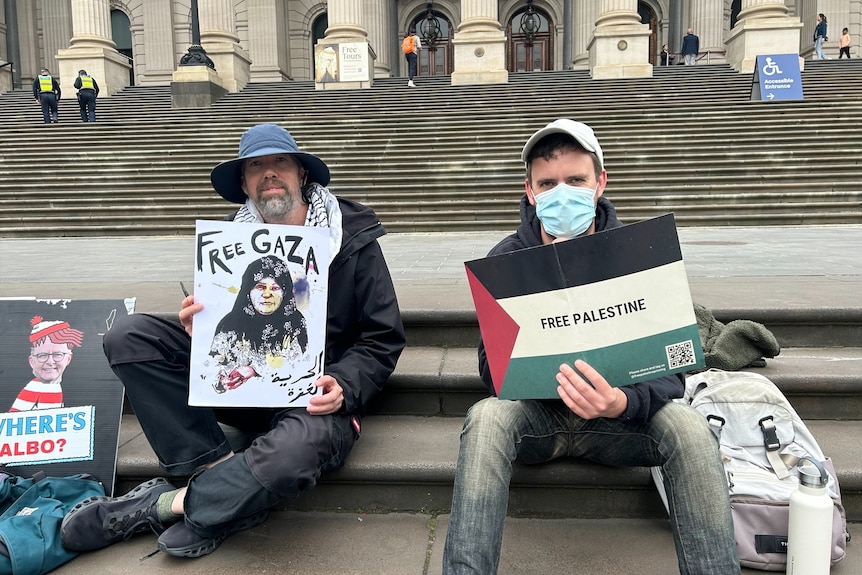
[442,119,740,574]
[62,124,406,558]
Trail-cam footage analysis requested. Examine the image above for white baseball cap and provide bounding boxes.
[521,119,604,169]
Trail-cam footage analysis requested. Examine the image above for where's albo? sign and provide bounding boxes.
[465,214,705,399]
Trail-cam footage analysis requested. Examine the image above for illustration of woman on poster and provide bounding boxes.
[209,255,309,393]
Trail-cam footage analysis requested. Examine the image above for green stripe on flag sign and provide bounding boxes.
[498,325,704,400]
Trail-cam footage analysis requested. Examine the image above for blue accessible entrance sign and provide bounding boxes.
[751,54,804,101]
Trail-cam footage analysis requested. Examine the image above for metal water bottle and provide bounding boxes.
[786,458,832,575]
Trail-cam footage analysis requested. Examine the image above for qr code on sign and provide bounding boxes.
[666,340,696,369]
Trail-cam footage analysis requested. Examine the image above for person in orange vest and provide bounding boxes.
[32,67,61,124]
[74,69,101,122]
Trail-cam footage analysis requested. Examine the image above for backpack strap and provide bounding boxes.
[759,416,790,479]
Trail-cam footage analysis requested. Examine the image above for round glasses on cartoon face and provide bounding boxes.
[249,278,285,315]
[28,342,74,383]
[32,352,68,362]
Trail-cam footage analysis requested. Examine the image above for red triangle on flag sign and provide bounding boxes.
[465,267,520,395]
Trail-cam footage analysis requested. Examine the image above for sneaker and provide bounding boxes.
[157,510,269,558]
[61,477,176,551]
[408,80,416,87]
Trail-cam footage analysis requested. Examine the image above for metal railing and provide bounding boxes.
[657,50,727,66]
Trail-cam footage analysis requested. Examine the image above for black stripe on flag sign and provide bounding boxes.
[464,214,683,300]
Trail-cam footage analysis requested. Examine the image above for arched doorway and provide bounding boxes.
[638,2,658,65]
[507,1,552,72]
[411,9,452,76]
[312,13,328,54]
[110,9,133,86]
[730,0,742,29]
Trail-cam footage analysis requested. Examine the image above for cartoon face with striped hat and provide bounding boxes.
[9,317,85,412]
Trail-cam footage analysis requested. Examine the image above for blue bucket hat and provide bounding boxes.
[210,124,331,204]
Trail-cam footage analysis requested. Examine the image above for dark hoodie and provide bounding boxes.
[229,196,406,417]
[477,195,683,424]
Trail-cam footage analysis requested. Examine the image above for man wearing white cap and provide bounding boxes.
[62,124,405,558]
[9,316,83,412]
[442,119,740,574]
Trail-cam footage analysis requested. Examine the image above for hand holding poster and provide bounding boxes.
[465,214,705,399]
[190,220,330,407]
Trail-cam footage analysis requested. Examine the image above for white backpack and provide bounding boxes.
[651,369,849,571]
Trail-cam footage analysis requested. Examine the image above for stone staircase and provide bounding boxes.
[0,64,859,573]
[1,61,861,237]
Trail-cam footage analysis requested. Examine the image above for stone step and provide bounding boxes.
[379,346,862,420]
[48,511,862,575]
[114,414,862,523]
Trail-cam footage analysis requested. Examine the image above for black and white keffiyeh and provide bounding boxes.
[232,182,343,262]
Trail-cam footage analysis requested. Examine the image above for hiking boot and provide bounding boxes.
[60,477,176,551]
[157,510,269,558]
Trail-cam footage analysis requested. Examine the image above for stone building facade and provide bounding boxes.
[1,0,859,94]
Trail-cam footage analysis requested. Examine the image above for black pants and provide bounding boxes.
[406,52,418,80]
[839,47,850,58]
[103,313,357,535]
[39,93,57,123]
[78,90,97,122]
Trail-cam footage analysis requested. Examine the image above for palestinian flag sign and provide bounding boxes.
[465,214,704,399]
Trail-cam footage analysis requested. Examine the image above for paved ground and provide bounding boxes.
[2,225,861,313]
[2,224,860,574]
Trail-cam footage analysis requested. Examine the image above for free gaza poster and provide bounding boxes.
[465,214,704,400]
[189,220,329,407]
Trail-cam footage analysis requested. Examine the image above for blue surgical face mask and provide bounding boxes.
[533,183,597,239]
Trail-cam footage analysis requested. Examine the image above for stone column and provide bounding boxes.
[450,0,508,85]
[573,1,600,68]
[140,0,176,85]
[363,0,390,77]
[41,0,72,81]
[0,2,9,92]
[199,0,251,91]
[55,0,130,95]
[317,0,374,89]
[589,0,652,79]
[689,0,726,63]
[246,0,289,82]
[325,0,368,41]
[725,0,803,73]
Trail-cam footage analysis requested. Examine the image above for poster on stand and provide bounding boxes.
[0,298,134,496]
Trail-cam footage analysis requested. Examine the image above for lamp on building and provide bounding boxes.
[519,0,540,45]
[179,0,216,69]
[420,3,442,48]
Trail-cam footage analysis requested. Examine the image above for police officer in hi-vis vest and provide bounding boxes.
[74,70,101,122]
[32,67,62,124]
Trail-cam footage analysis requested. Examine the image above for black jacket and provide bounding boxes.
[32,76,61,99]
[74,75,100,96]
[229,197,405,417]
[477,195,683,424]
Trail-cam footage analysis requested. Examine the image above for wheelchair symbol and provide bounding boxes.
[762,58,782,76]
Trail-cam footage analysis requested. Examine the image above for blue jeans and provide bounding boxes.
[442,398,739,575]
[815,37,828,59]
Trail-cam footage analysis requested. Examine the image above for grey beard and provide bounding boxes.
[254,194,296,221]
